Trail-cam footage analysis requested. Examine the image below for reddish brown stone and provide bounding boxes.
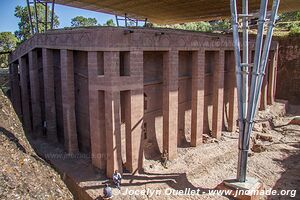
[19,57,32,133]
[42,49,58,142]
[267,49,277,105]
[28,50,43,137]
[88,51,106,170]
[7,28,280,178]
[125,89,144,173]
[60,49,78,153]
[212,51,224,139]
[163,50,178,159]
[10,63,22,116]
[105,90,122,177]
[227,51,238,132]
[259,63,268,111]
[191,50,205,146]
[125,51,144,173]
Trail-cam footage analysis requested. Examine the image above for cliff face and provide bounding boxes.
[276,36,300,104]
[0,89,73,200]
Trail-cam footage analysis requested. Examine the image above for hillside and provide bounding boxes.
[0,89,73,199]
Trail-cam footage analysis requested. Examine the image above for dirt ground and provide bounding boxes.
[0,74,299,199]
[36,100,298,200]
[106,101,299,200]
[0,89,73,199]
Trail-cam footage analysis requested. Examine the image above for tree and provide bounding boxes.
[181,22,212,32]
[0,32,18,68]
[210,19,231,32]
[279,11,300,22]
[14,5,59,42]
[103,19,116,26]
[278,11,300,36]
[71,16,98,27]
[289,23,300,36]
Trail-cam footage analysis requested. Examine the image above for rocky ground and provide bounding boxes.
[69,101,298,200]
[0,89,73,199]
[136,102,300,200]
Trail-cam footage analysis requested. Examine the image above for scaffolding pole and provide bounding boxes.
[45,1,48,31]
[230,0,246,182]
[25,0,56,36]
[33,0,39,33]
[230,0,280,182]
[26,0,34,34]
[115,14,147,27]
[51,0,55,29]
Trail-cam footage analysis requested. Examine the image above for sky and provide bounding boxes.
[0,0,116,33]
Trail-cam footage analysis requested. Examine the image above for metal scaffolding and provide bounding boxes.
[230,0,280,182]
[115,13,147,27]
[26,0,56,35]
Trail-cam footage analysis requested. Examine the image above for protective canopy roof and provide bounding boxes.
[53,0,300,24]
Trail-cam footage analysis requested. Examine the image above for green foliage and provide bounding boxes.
[71,16,98,27]
[210,19,231,32]
[179,22,212,32]
[155,21,212,32]
[289,23,300,36]
[0,32,18,51]
[14,5,59,42]
[279,11,300,22]
[103,19,116,26]
[0,32,18,68]
[153,20,232,33]
[275,11,300,36]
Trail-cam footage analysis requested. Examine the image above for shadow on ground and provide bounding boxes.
[268,146,300,200]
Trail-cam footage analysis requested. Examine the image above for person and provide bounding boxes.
[103,184,112,199]
[161,150,168,169]
[112,170,122,190]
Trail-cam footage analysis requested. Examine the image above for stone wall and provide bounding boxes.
[8,27,278,178]
[276,37,300,104]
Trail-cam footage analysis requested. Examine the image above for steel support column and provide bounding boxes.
[230,0,280,182]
